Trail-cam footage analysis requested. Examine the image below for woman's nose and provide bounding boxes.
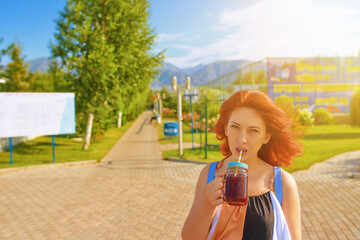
[238,132,247,143]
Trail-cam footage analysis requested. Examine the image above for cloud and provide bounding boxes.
[157,33,201,44]
[166,44,212,67]
[166,0,360,68]
[156,33,184,42]
[216,0,360,58]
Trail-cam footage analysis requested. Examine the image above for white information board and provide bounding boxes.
[0,92,76,138]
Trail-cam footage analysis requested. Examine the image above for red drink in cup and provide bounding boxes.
[223,162,248,206]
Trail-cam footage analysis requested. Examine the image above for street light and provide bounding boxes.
[152,93,162,124]
[172,76,190,156]
[184,89,198,151]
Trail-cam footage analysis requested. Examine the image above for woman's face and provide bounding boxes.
[225,107,271,163]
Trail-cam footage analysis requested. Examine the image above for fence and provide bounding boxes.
[200,57,360,113]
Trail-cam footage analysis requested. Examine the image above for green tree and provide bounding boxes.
[48,60,73,92]
[233,70,267,93]
[313,107,333,125]
[297,109,314,126]
[274,95,305,135]
[51,0,164,138]
[195,87,223,119]
[350,90,360,127]
[232,71,243,85]
[0,38,6,88]
[105,0,164,122]
[0,38,5,70]
[4,41,30,91]
[27,70,55,92]
[159,86,177,110]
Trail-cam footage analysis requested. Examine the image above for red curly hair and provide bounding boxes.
[213,89,303,167]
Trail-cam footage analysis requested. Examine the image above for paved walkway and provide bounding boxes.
[0,111,359,239]
[158,142,200,151]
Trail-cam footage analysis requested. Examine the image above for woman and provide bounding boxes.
[181,89,303,240]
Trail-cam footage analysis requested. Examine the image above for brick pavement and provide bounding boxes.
[0,110,359,239]
[0,111,203,240]
[293,151,360,240]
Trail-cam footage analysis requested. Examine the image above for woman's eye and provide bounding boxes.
[231,125,238,128]
[250,129,259,133]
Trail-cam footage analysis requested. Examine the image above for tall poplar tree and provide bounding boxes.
[51,0,164,139]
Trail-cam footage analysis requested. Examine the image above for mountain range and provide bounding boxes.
[25,57,253,88]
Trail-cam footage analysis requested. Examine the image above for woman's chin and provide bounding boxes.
[240,158,247,163]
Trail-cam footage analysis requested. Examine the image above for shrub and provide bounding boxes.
[350,90,360,127]
[162,108,176,118]
[333,114,350,125]
[275,95,305,134]
[313,108,333,125]
[297,109,314,126]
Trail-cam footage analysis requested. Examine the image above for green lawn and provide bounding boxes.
[5,119,359,173]
[161,125,360,173]
[286,125,360,172]
[0,121,133,169]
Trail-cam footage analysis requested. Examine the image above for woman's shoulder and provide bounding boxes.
[280,169,297,188]
[201,163,212,176]
[200,162,217,177]
[280,169,299,200]
[193,163,216,193]
[196,163,212,184]
[198,161,220,184]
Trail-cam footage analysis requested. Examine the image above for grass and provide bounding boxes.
[0,121,133,169]
[285,125,360,172]
[6,117,358,173]
[162,147,223,163]
[332,113,350,125]
[162,125,360,173]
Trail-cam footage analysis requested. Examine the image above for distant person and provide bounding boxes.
[149,115,157,123]
[182,89,303,240]
[149,109,158,123]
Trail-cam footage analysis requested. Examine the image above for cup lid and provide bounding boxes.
[227,162,248,169]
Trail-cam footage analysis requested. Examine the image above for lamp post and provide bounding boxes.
[152,93,162,124]
[157,94,162,124]
[172,76,191,157]
[184,90,198,151]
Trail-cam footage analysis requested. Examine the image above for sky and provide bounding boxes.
[1,0,360,69]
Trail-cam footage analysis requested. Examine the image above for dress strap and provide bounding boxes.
[274,166,283,205]
[207,162,218,184]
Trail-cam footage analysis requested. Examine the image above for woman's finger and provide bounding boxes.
[209,177,224,187]
[213,197,224,206]
[214,189,223,198]
[215,172,226,178]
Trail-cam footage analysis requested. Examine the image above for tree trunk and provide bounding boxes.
[118,111,122,128]
[82,113,94,150]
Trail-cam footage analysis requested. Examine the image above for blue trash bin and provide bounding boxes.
[164,121,179,136]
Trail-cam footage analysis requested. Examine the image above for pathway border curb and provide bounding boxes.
[0,160,98,175]
[165,157,208,165]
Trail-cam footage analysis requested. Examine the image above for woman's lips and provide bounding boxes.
[236,148,247,155]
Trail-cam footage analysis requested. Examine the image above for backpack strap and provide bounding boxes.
[207,162,218,184]
[274,166,283,205]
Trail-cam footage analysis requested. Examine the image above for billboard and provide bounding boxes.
[267,57,360,113]
[0,92,76,138]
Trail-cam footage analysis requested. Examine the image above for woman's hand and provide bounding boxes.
[204,172,225,207]
[182,165,225,240]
